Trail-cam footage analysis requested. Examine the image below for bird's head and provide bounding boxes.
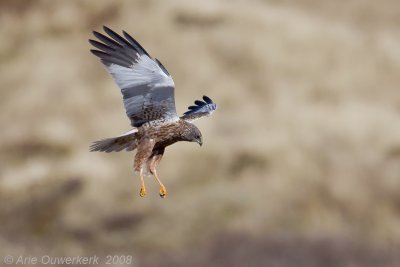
[183,123,203,146]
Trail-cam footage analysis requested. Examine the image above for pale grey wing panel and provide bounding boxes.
[180,95,217,122]
[89,26,178,127]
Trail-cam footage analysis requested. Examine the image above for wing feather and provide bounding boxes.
[90,26,178,127]
[181,95,217,122]
[122,30,151,57]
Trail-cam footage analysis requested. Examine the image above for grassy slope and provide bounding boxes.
[1,0,400,266]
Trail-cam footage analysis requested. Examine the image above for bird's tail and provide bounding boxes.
[90,129,138,153]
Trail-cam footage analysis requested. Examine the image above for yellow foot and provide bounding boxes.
[139,187,146,197]
[159,186,167,198]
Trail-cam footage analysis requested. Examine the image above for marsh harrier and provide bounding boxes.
[89,26,217,198]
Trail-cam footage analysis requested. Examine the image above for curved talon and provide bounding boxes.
[140,187,146,197]
[159,186,167,198]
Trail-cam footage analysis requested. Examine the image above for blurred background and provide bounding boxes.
[1,0,400,266]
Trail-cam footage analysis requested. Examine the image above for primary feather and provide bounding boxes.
[181,95,217,122]
[90,26,177,127]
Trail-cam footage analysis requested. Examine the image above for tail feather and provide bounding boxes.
[90,129,138,153]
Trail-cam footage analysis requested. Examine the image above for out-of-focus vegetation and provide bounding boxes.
[1,0,400,266]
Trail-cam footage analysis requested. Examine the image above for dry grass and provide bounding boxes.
[1,0,400,266]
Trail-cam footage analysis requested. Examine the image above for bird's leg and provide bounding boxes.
[139,168,146,197]
[147,148,166,198]
[153,168,167,198]
[134,138,156,198]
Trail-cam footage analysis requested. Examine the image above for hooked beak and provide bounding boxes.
[197,139,203,147]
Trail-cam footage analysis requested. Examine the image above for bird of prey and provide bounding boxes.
[89,26,217,198]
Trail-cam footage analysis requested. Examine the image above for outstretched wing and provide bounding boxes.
[180,95,217,122]
[89,26,178,127]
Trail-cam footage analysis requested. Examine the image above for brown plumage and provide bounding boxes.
[89,26,216,198]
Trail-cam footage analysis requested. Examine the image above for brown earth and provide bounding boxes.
[1,0,400,266]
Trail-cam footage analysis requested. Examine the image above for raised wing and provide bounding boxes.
[89,26,178,127]
[180,95,217,122]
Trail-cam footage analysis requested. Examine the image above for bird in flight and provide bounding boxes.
[89,26,217,198]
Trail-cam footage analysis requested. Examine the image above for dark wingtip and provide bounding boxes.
[90,49,109,58]
[194,100,205,105]
[102,25,111,32]
[92,31,103,39]
[88,39,97,45]
[183,96,217,116]
[103,25,118,37]
[122,30,151,57]
[203,95,213,103]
